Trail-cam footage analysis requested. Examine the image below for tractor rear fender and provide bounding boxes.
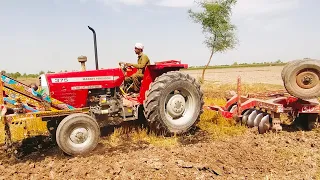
[137,60,188,104]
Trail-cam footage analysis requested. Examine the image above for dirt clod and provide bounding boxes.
[176,160,193,168]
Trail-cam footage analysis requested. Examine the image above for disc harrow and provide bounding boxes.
[205,59,320,135]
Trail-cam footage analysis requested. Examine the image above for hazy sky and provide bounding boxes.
[1,0,319,74]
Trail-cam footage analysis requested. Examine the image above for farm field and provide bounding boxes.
[184,65,285,85]
[0,65,320,180]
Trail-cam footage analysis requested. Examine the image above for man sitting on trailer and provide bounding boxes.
[120,43,150,93]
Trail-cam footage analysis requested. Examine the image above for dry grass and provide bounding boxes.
[101,127,178,148]
[131,128,178,147]
[106,128,126,147]
[198,108,247,140]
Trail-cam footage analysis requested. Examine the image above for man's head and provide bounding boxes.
[134,43,144,55]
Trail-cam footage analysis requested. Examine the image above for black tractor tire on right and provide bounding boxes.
[283,59,320,99]
[281,59,305,81]
[56,113,100,156]
[143,71,204,136]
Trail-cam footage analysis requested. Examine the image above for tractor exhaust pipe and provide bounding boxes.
[88,26,99,70]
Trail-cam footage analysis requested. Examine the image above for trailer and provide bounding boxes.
[205,59,320,134]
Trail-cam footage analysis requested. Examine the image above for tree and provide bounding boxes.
[275,59,282,64]
[188,0,238,83]
[14,72,21,78]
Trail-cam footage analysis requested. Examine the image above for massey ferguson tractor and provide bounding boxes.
[0,26,204,156]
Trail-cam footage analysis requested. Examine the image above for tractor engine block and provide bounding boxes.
[90,97,121,115]
[87,88,121,115]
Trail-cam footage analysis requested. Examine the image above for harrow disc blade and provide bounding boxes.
[258,114,270,134]
[229,105,237,113]
[241,109,253,125]
[247,110,258,127]
[254,113,264,127]
[241,110,251,125]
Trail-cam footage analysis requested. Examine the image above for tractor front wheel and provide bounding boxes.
[143,71,204,136]
[56,113,100,156]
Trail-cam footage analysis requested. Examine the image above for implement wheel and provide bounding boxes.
[56,113,100,156]
[283,59,320,99]
[281,59,304,81]
[143,71,204,136]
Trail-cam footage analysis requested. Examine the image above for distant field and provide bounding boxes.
[17,77,38,85]
[184,65,285,85]
[186,62,286,70]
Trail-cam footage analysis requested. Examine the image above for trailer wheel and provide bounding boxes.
[143,71,204,136]
[281,59,304,81]
[283,59,320,99]
[56,113,100,156]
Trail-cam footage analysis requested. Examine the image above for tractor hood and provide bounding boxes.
[39,68,124,107]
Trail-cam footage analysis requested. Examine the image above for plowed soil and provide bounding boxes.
[1,66,320,180]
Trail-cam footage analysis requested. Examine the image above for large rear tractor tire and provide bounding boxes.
[283,59,320,99]
[56,113,100,156]
[143,71,204,136]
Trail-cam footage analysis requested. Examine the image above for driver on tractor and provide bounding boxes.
[120,43,150,93]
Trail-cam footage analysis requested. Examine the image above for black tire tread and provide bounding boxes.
[143,71,204,136]
[56,113,100,156]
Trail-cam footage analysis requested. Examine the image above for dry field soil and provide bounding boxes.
[1,65,320,180]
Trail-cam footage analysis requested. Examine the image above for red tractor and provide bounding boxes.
[34,26,204,155]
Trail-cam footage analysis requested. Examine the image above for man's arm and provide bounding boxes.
[130,55,149,69]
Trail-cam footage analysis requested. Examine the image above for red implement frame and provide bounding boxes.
[204,77,320,119]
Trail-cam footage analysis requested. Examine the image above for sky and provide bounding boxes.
[0,0,319,74]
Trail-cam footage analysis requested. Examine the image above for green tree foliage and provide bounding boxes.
[188,0,238,83]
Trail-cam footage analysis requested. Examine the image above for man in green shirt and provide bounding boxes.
[121,43,150,93]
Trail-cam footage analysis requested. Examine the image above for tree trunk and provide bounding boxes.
[201,49,214,83]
